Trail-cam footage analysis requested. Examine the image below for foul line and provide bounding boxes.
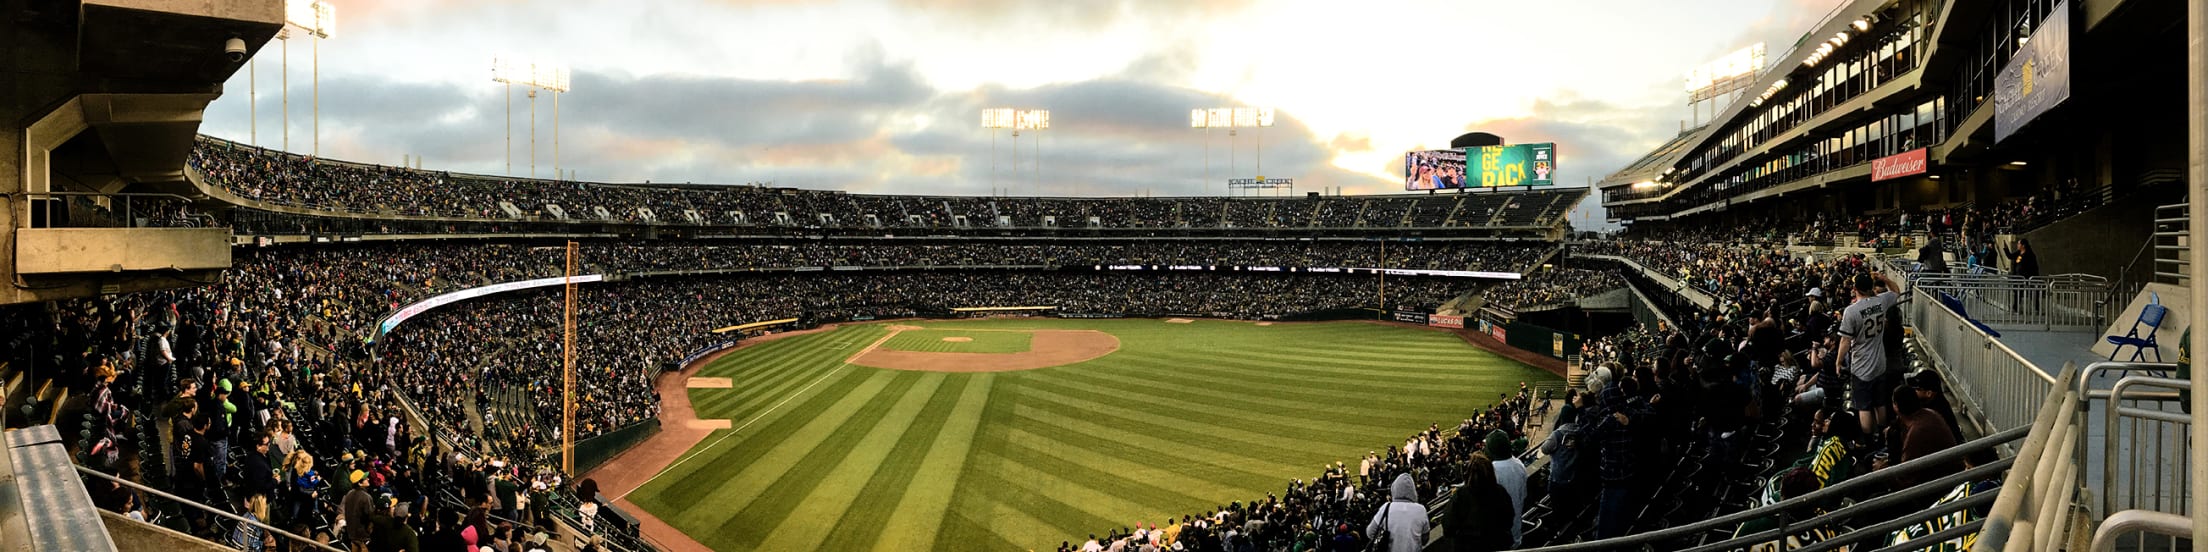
[613,362,849,500]
[842,325,909,364]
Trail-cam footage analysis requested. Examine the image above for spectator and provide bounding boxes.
[1366,473,1432,552]
[1484,430,1528,547]
[1888,385,1961,487]
[1441,453,1515,552]
[1838,272,1898,438]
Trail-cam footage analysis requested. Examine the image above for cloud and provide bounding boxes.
[885,0,1256,30]
[200,48,1371,197]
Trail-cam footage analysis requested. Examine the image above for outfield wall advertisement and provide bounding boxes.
[1428,314,1465,329]
[1405,143,1557,190]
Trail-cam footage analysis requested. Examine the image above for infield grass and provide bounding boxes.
[879,328,1034,353]
[626,318,1558,551]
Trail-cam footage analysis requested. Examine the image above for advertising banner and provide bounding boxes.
[1393,311,1430,325]
[1465,143,1558,187]
[1871,148,1929,181]
[1994,0,2071,143]
[1553,333,1566,357]
[1428,314,1465,329]
[1490,325,1507,342]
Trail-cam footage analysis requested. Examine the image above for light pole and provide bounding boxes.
[493,57,571,179]
[1192,107,1275,196]
[982,108,1048,195]
[273,0,334,154]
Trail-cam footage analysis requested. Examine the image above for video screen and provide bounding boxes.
[1404,150,1466,190]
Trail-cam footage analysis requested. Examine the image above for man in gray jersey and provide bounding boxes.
[1838,271,1898,437]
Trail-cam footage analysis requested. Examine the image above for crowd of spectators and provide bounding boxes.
[582,240,1548,274]
[1,255,599,552]
[1525,239,1980,549]
[190,137,1583,230]
[1063,385,1546,552]
[1481,269,1625,312]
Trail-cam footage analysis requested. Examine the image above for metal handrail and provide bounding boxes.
[1970,362,2080,552]
[1677,458,2016,552]
[2087,509,2192,552]
[75,465,344,552]
[1514,424,2030,552]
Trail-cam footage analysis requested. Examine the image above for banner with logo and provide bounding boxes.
[1871,148,1928,181]
[1393,310,1430,325]
[1429,314,1465,329]
[1994,0,2072,143]
[1553,333,1566,357]
[1490,325,1507,341]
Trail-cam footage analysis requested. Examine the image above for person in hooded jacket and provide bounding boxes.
[1442,453,1516,552]
[1364,473,1430,552]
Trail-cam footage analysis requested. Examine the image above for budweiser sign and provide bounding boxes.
[1871,148,1929,181]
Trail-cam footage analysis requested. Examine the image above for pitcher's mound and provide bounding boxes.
[852,329,1120,372]
[942,337,974,342]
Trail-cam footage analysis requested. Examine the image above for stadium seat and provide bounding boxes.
[2106,293,2167,362]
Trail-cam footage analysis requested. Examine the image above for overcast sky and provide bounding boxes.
[201,0,1841,225]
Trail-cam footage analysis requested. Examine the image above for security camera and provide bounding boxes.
[224,37,247,62]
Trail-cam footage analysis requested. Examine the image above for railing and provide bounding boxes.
[2073,362,2194,551]
[1506,425,2031,552]
[2152,203,2188,285]
[1979,359,2199,552]
[75,466,343,552]
[20,192,216,229]
[1904,278,2059,432]
[1908,272,2110,332]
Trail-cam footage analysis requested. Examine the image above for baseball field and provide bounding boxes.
[612,317,1556,551]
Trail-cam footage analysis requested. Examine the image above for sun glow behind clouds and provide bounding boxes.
[204,0,1819,200]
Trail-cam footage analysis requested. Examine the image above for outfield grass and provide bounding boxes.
[879,328,1034,353]
[627,318,1558,551]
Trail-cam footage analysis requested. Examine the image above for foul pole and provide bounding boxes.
[563,241,578,474]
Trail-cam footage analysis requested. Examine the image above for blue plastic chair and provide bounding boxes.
[2107,294,2167,362]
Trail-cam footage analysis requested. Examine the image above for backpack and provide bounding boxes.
[1371,505,1392,550]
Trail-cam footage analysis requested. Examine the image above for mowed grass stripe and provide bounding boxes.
[623,319,1565,552]
[872,374,995,552]
[932,510,1025,552]
[646,366,877,511]
[1031,366,1445,429]
[1152,352,1524,394]
[1092,354,1482,406]
[996,421,1281,493]
[974,449,1180,533]
[815,376,974,552]
[993,425,1261,504]
[959,467,1120,539]
[1003,396,1320,475]
[974,429,1216,511]
[740,372,946,551]
[1153,349,1511,386]
[1008,375,1391,446]
[1003,384,1339,459]
[880,329,1032,353]
[667,368,899,532]
[694,327,880,416]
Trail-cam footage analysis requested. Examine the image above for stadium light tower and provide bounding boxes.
[273,0,335,155]
[1191,107,1275,195]
[981,108,1049,196]
[493,57,571,179]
